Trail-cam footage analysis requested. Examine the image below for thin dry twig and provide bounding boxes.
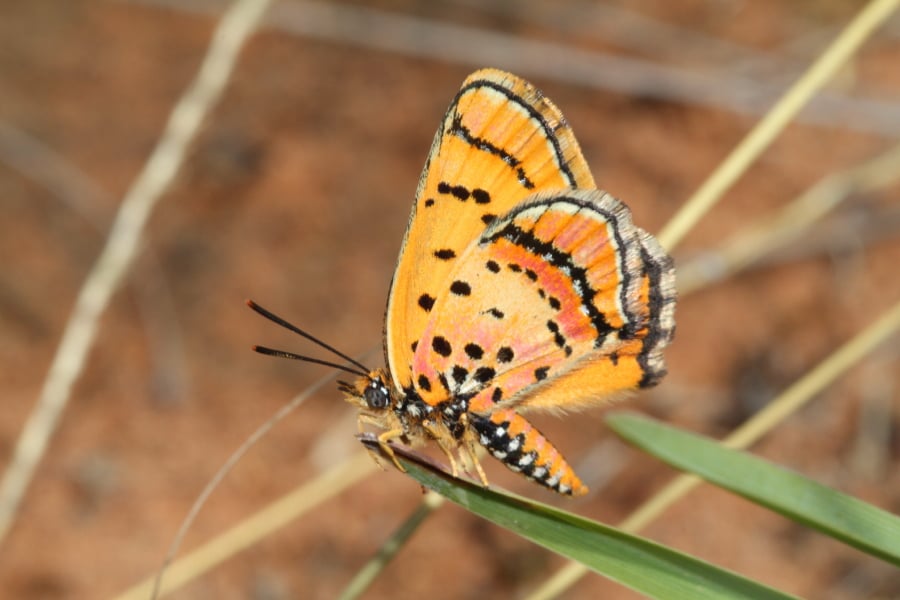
[0,121,114,225]
[0,0,272,544]
[849,361,896,479]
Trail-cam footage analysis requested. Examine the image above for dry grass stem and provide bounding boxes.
[114,452,376,600]
[0,0,272,546]
[338,491,445,600]
[677,141,900,295]
[657,0,899,252]
[133,0,900,136]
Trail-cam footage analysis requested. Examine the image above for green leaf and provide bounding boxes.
[360,438,796,600]
[607,413,900,567]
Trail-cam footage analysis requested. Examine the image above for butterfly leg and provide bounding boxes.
[422,419,462,478]
[357,415,406,473]
[377,428,407,473]
[459,414,490,487]
[469,408,588,496]
[421,416,489,486]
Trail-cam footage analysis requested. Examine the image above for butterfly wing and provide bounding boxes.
[384,69,595,392]
[407,190,675,414]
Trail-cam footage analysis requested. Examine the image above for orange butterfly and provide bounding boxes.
[253,69,675,496]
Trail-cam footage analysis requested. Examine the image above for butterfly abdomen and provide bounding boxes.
[469,408,587,496]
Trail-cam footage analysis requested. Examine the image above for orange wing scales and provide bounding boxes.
[385,69,595,393]
[347,70,675,497]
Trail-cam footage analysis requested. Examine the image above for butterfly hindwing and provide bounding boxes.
[408,190,675,416]
[384,69,595,392]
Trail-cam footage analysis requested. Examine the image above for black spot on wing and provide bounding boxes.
[474,367,496,384]
[438,373,450,392]
[418,294,435,311]
[417,374,431,392]
[472,189,491,204]
[433,249,456,260]
[437,181,470,200]
[450,281,472,296]
[464,343,484,360]
[547,320,567,349]
[432,336,452,357]
[450,185,469,200]
[435,182,490,204]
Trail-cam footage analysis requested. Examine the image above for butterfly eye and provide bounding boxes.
[364,382,391,410]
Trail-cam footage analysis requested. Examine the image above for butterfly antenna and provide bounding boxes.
[252,345,367,377]
[246,300,371,374]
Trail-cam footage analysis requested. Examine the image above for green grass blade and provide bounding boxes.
[607,413,900,567]
[361,439,796,600]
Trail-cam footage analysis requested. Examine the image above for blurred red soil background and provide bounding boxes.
[1,1,899,598]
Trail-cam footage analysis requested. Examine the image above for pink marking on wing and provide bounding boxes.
[530,208,571,242]
[546,213,593,253]
[571,223,613,268]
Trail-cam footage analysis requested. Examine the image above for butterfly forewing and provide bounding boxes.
[358,68,676,496]
[385,69,595,391]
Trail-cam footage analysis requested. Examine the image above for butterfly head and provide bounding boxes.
[339,369,397,415]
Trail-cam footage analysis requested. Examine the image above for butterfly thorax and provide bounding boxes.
[340,369,465,445]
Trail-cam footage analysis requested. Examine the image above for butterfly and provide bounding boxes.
[253,69,675,496]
